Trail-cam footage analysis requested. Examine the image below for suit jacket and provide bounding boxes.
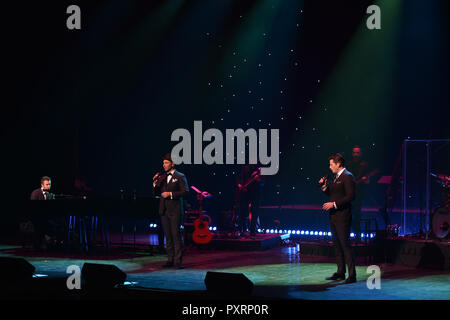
[323,169,356,216]
[153,170,189,216]
[30,188,54,200]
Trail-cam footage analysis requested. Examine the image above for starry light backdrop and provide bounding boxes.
[2,0,449,230]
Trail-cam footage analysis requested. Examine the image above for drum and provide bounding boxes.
[431,206,450,239]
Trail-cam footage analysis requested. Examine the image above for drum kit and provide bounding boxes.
[430,173,450,240]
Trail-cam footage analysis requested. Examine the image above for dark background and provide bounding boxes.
[2,1,449,231]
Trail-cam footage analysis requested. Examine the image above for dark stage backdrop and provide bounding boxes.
[2,1,449,229]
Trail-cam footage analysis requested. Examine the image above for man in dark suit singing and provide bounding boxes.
[319,153,357,284]
[153,153,189,269]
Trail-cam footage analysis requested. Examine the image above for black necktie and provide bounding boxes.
[167,172,172,176]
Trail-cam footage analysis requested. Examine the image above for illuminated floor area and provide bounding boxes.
[1,244,449,300]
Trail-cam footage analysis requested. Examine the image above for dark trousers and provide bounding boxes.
[31,217,46,250]
[160,211,182,264]
[157,217,165,250]
[330,212,356,279]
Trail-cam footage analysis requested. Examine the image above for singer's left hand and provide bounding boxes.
[322,202,334,210]
[161,192,171,198]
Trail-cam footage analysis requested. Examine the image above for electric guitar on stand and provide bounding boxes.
[191,186,213,244]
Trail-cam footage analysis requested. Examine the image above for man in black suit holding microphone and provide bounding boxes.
[153,153,189,269]
[319,153,357,284]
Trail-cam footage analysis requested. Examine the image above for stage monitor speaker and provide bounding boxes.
[81,263,126,289]
[0,257,35,286]
[204,271,253,296]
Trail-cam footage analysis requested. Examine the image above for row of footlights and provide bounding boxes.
[148,224,375,238]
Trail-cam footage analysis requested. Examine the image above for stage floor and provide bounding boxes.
[1,241,450,300]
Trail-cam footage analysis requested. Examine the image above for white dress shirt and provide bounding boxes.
[167,169,175,199]
[153,169,175,199]
[167,169,174,183]
[335,168,345,181]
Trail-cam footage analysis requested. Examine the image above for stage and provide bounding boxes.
[2,1,450,309]
[300,236,450,270]
[207,232,291,251]
[1,233,449,300]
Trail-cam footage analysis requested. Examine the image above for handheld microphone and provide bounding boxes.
[318,173,331,186]
[153,171,165,182]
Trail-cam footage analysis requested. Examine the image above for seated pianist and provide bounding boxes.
[29,176,56,250]
[26,175,160,253]
[30,176,55,200]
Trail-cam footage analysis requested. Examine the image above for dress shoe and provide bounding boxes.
[175,264,184,269]
[325,273,345,281]
[344,277,356,284]
[162,261,174,268]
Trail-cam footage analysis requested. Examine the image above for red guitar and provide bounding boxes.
[191,186,213,244]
